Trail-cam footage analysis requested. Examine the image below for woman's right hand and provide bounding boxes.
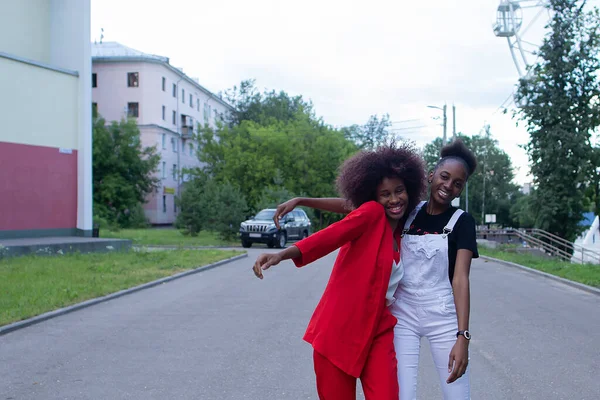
[273,198,300,229]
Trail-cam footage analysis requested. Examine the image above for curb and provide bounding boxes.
[480,255,600,296]
[0,253,248,336]
[134,245,242,250]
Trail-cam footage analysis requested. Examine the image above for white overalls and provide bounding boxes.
[390,201,470,400]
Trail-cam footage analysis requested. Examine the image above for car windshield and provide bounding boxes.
[254,210,275,221]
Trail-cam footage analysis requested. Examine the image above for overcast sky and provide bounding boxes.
[91,0,599,185]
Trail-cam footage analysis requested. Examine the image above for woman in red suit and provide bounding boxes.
[252,143,426,400]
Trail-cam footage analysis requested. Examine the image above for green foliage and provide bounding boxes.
[197,110,357,210]
[422,132,520,226]
[176,172,248,240]
[175,172,219,236]
[509,192,537,228]
[93,116,159,228]
[342,114,392,150]
[514,0,600,241]
[222,79,316,126]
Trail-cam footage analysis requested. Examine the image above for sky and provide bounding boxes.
[90,0,591,185]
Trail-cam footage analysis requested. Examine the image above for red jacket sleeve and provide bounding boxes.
[292,201,383,267]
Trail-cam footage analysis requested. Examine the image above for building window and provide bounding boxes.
[172,164,177,180]
[197,98,200,111]
[189,94,193,107]
[189,143,194,156]
[163,195,167,213]
[161,134,166,149]
[162,105,166,120]
[127,72,139,87]
[92,102,98,117]
[172,83,176,97]
[92,73,97,88]
[171,137,178,153]
[127,102,139,118]
[162,77,166,91]
[182,89,185,103]
[162,161,166,179]
[172,110,176,125]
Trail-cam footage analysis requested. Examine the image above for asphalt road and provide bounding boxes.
[1,247,599,399]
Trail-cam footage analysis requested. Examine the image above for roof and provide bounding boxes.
[91,42,233,110]
[92,42,168,63]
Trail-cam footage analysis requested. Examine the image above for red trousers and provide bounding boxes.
[313,309,399,400]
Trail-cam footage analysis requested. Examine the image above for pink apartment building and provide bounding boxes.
[92,42,233,225]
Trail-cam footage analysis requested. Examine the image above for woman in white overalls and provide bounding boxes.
[391,139,478,400]
[273,139,478,399]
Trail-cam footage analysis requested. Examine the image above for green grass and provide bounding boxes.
[0,249,243,326]
[480,247,600,288]
[101,228,239,247]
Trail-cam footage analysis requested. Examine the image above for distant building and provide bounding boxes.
[520,182,533,195]
[0,0,93,238]
[92,42,233,224]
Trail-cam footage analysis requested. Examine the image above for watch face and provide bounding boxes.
[463,330,471,340]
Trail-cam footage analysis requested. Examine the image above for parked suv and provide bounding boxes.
[239,208,311,248]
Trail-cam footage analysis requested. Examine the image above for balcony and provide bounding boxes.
[181,125,194,139]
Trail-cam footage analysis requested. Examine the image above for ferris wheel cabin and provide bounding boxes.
[493,2,523,37]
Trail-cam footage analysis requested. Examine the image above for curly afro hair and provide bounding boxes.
[336,141,427,214]
[434,139,478,177]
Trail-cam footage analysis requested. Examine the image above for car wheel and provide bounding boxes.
[277,232,287,248]
[301,230,309,239]
[241,240,252,248]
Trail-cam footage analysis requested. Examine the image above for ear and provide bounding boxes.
[427,171,434,183]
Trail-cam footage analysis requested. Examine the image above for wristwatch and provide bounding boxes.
[456,330,471,340]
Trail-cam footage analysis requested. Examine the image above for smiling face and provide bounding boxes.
[376,177,409,223]
[429,158,468,207]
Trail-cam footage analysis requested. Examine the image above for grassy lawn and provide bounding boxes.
[0,249,243,326]
[479,247,600,288]
[101,228,239,247]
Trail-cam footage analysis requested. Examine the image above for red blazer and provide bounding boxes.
[293,201,396,377]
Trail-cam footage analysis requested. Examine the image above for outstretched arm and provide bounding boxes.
[273,197,351,228]
[252,245,301,279]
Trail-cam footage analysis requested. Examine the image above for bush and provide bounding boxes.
[176,174,248,239]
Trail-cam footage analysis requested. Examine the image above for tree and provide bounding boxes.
[93,116,160,227]
[342,114,392,150]
[176,172,248,239]
[514,0,600,241]
[197,112,357,210]
[222,79,315,126]
[422,131,520,226]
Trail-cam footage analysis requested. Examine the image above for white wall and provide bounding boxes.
[0,0,51,63]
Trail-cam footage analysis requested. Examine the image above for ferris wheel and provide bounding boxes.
[493,0,551,78]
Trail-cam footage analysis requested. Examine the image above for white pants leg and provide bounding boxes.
[424,295,471,400]
[392,300,421,400]
[392,295,471,400]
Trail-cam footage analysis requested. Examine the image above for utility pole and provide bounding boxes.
[481,124,491,224]
[453,105,469,212]
[452,104,456,140]
[442,104,447,145]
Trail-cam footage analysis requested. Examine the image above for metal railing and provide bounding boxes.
[477,228,600,264]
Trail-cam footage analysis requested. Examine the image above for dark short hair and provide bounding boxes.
[434,139,477,177]
[336,141,427,213]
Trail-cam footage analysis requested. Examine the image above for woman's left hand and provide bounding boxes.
[446,337,469,383]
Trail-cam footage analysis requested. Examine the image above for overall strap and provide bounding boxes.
[402,201,426,234]
[442,209,465,236]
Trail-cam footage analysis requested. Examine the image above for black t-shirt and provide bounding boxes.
[406,203,479,282]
